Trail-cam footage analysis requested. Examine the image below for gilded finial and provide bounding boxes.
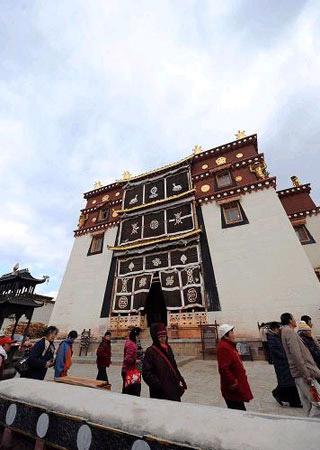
[94,180,103,189]
[193,145,203,155]
[235,130,246,140]
[122,170,132,181]
[291,176,301,187]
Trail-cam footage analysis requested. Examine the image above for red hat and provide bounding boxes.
[156,323,167,337]
[0,337,16,346]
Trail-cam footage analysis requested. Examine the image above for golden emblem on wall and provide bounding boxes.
[249,161,268,179]
[94,180,103,189]
[78,214,88,228]
[122,170,132,181]
[193,145,203,155]
[102,194,110,202]
[112,209,119,218]
[236,153,244,159]
[216,156,227,166]
[235,130,246,140]
[202,164,209,170]
[290,175,301,187]
[116,192,120,196]
[201,184,210,193]
[235,176,243,182]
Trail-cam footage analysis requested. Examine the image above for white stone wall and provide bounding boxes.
[49,227,117,335]
[303,214,320,269]
[32,302,55,324]
[202,188,320,337]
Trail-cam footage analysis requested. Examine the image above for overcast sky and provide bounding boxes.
[1,0,319,298]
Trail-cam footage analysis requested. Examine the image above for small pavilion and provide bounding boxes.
[0,266,52,338]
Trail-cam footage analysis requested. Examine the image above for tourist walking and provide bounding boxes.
[281,313,320,417]
[96,331,112,383]
[0,336,16,381]
[22,326,58,380]
[267,322,302,407]
[54,330,78,378]
[297,322,320,369]
[122,327,142,396]
[217,324,253,411]
[142,323,187,402]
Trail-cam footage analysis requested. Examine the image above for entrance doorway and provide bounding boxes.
[144,281,167,326]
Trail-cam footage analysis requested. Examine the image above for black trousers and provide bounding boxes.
[225,399,246,411]
[96,367,109,383]
[273,385,302,407]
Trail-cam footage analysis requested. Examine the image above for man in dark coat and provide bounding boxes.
[297,322,320,369]
[217,324,253,411]
[96,331,112,382]
[267,322,302,407]
[142,323,187,402]
[22,326,58,380]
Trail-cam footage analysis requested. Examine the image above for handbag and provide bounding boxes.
[125,368,141,388]
[310,380,320,406]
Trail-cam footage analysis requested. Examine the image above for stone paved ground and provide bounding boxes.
[48,360,305,418]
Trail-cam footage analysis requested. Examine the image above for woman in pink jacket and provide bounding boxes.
[121,327,142,396]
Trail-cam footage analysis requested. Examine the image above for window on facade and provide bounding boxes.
[223,202,243,225]
[216,171,232,189]
[88,233,104,255]
[98,208,109,222]
[294,225,315,245]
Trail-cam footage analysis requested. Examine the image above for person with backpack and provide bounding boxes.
[54,330,78,378]
[142,323,187,402]
[21,326,58,380]
[96,331,112,383]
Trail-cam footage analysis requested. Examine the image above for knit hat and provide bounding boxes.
[297,321,312,332]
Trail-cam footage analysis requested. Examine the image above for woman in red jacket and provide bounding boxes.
[217,324,253,411]
[121,327,142,396]
[96,331,112,383]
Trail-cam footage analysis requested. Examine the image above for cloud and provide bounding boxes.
[0,0,319,294]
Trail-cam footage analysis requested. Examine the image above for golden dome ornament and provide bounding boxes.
[201,184,211,193]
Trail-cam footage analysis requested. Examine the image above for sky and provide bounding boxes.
[1,0,319,299]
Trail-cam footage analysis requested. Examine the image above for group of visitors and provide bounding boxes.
[1,312,319,418]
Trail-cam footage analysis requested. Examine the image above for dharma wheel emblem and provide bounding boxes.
[150,219,159,230]
[149,186,158,199]
[119,296,129,309]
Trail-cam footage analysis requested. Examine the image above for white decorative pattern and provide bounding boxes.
[152,258,161,267]
[165,276,174,286]
[173,211,183,225]
[149,219,159,230]
[186,268,195,284]
[129,194,138,205]
[149,186,158,199]
[119,296,129,309]
[128,262,135,271]
[131,223,140,234]
[139,277,147,288]
[120,278,128,293]
[187,287,197,303]
[172,183,182,192]
[180,254,187,264]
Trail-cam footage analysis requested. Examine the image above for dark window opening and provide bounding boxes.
[221,201,249,228]
[98,208,109,222]
[294,225,316,245]
[216,170,233,189]
[88,233,104,255]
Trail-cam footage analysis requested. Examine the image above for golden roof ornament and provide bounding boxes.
[235,130,246,140]
[93,180,103,189]
[122,170,132,181]
[291,176,301,187]
[192,145,203,155]
[250,161,268,179]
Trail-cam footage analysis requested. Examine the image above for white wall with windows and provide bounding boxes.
[202,188,320,337]
[301,214,320,270]
[49,228,117,335]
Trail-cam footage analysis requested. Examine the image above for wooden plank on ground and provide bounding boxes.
[55,376,111,390]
